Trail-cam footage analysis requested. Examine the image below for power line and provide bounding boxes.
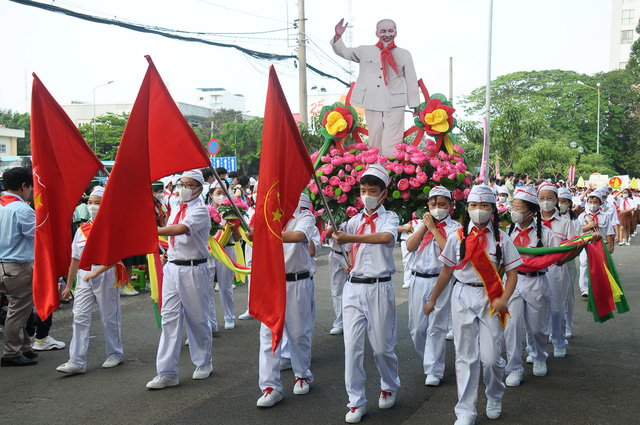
[10,0,350,87]
[194,0,289,24]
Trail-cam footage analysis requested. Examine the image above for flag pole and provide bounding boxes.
[208,165,250,231]
[311,173,351,268]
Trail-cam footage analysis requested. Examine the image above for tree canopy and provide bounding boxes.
[0,109,31,155]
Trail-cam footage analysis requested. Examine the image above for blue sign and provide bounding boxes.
[207,139,220,156]
[211,157,237,172]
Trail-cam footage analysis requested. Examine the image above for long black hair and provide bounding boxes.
[508,200,544,248]
[460,205,503,265]
[557,199,576,220]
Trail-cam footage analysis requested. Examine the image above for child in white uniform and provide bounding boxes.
[405,186,460,387]
[57,186,124,375]
[424,185,522,425]
[330,163,400,424]
[558,188,580,338]
[399,217,418,289]
[327,221,350,335]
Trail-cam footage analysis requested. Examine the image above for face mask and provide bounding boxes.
[622,194,629,198]
[539,200,556,212]
[498,196,507,203]
[361,194,382,210]
[213,195,226,205]
[179,187,195,202]
[430,208,449,221]
[155,192,163,201]
[469,208,492,225]
[87,204,99,219]
[588,204,600,213]
[510,210,527,223]
[558,203,569,213]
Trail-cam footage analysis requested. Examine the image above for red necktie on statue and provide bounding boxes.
[375,41,398,86]
[350,212,379,266]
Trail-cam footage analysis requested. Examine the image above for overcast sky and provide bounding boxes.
[0,0,612,119]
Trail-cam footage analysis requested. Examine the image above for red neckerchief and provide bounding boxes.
[0,194,21,206]
[350,212,379,266]
[169,203,188,248]
[375,40,398,86]
[542,216,555,229]
[418,221,447,253]
[589,212,599,226]
[622,198,629,210]
[450,226,491,270]
[513,226,533,248]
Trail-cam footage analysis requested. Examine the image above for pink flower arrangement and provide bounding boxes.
[337,194,348,203]
[329,176,341,187]
[207,205,222,223]
[397,178,410,191]
[452,189,464,201]
[346,206,358,217]
[220,197,248,210]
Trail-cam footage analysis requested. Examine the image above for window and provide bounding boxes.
[622,9,635,24]
[0,144,6,153]
[199,97,204,101]
[621,29,634,44]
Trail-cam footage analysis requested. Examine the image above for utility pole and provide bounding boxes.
[297,0,308,124]
[482,0,494,181]
[448,57,453,101]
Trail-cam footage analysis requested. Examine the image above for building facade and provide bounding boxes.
[610,0,640,70]
[195,88,245,112]
[0,127,24,157]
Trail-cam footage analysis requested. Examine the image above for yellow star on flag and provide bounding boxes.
[34,193,43,209]
[272,208,283,222]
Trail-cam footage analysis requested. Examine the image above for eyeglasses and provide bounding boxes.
[511,206,530,213]
[176,182,200,190]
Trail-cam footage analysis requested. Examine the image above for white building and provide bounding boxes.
[195,88,245,112]
[610,0,640,70]
[0,126,24,157]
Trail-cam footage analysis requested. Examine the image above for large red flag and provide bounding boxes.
[249,66,314,351]
[79,56,211,269]
[30,74,104,320]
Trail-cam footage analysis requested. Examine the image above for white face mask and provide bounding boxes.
[430,208,449,221]
[498,196,507,203]
[622,193,629,198]
[588,203,600,213]
[362,194,382,210]
[510,210,527,224]
[87,204,99,220]
[213,195,226,205]
[155,192,163,201]
[558,203,569,213]
[469,208,492,225]
[179,187,195,202]
[539,200,556,212]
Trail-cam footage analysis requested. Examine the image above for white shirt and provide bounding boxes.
[542,210,577,243]
[439,223,522,285]
[166,197,212,261]
[578,209,615,236]
[346,205,399,278]
[400,218,419,242]
[617,196,634,211]
[411,215,461,275]
[283,210,316,275]
[509,220,557,272]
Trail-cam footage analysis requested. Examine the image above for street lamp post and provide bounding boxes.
[93,80,114,150]
[577,81,601,154]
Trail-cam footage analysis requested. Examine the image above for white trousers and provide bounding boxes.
[258,277,315,393]
[400,241,415,287]
[156,263,212,378]
[69,269,123,369]
[207,258,218,332]
[578,250,589,293]
[244,242,253,311]
[451,283,505,421]
[365,108,405,157]
[214,245,236,322]
[328,251,348,329]
[343,280,400,408]
[547,264,569,350]
[408,274,452,378]
[505,275,550,374]
[565,259,578,333]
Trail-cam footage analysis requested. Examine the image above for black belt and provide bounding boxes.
[170,259,208,266]
[462,282,485,288]
[226,243,235,247]
[286,271,310,281]
[518,271,546,278]
[412,271,439,279]
[333,250,346,257]
[349,276,392,284]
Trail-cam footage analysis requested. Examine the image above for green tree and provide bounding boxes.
[626,19,640,77]
[213,117,264,176]
[78,112,129,160]
[0,109,31,155]
[575,153,617,180]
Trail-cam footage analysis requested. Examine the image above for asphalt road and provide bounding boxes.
[1,241,638,425]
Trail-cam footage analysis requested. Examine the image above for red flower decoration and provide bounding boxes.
[322,106,355,139]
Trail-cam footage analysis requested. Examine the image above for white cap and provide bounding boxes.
[558,188,572,200]
[514,186,539,205]
[498,186,509,195]
[429,185,452,199]
[181,169,205,185]
[361,163,390,187]
[91,186,105,198]
[467,185,496,204]
[249,177,257,186]
[538,181,558,195]
[160,176,173,188]
[298,193,311,210]
[590,190,605,202]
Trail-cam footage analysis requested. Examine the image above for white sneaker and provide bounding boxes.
[279,360,292,371]
[619,241,625,246]
[554,347,567,358]
[193,363,213,380]
[56,361,86,375]
[626,241,631,246]
[533,361,547,376]
[256,387,283,407]
[402,282,410,289]
[505,370,523,387]
[526,355,534,364]
[378,390,396,409]
[454,417,475,425]
[119,286,139,296]
[581,291,588,298]
[293,377,310,395]
[146,374,179,389]
[102,356,123,368]
[565,329,573,339]
[446,330,454,341]
[486,400,502,419]
[425,375,440,386]
[214,283,219,292]
[33,335,65,351]
[345,405,366,423]
[238,310,253,320]
[330,327,343,335]
[224,321,235,330]
[185,338,189,346]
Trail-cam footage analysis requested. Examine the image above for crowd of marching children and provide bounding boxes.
[1,164,634,425]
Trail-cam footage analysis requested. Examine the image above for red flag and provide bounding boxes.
[30,74,104,320]
[79,56,211,269]
[249,66,314,351]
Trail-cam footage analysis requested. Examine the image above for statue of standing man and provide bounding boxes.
[331,18,420,156]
